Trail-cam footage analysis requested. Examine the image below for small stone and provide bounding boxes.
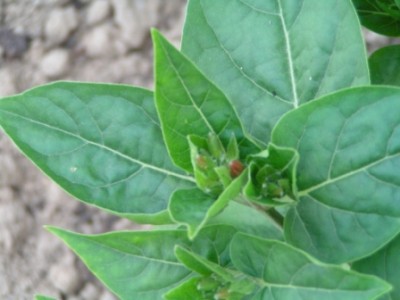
[45,7,79,46]
[111,0,148,49]
[86,0,111,26]
[0,28,30,58]
[40,48,70,78]
[79,283,100,300]
[100,290,117,300]
[81,23,116,57]
[48,253,82,294]
[0,69,17,97]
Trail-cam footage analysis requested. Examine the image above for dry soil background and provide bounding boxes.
[0,1,398,299]
[0,1,185,299]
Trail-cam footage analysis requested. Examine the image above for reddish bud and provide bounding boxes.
[229,160,244,178]
[196,155,208,170]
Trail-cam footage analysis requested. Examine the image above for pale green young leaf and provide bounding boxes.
[175,246,258,299]
[353,233,400,300]
[169,170,247,239]
[175,246,235,281]
[164,277,205,300]
[231,233,391,300]
[152,29,259,172]
[208,201,283,241]
[272,86,400,263]
[34,296,57,300]
[0,82,195,224]
[182,0,369,144]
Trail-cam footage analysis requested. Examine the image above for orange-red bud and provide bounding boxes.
[229,160,244,178]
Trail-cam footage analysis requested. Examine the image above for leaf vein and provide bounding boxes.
[0,109,195,183]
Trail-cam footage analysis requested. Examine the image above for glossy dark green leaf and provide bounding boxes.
[47,225,235,300]
[231,233,391,300]
[182,0,369,144]
[369,45,400,85]
[169,170,247,239]
[272,86,400,263]
[0,82,195,224]
[353,233,400,300]
[153,30,259,172]
[353,0,400,36]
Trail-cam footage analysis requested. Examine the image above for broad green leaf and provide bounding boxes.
[272,86,400,263]
[0,82,195,224]
[353,233,400,300]
[169,170,247,239]
[34,296,57,300]
[182,0,369,144]
[48,227,192,300]
[230,233,391,300]
[208,201,284,241]
[353,0,400,36]
[369,45,400,85]
[164,277,204,300]
[152,29,259,172]
[47,225,235,300]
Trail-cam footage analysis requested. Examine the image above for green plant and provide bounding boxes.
[352,0,400,36]
[2,0,400,299]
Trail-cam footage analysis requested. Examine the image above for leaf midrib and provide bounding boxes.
[277,0,299,107]
[0,109,195,182]
[298,152,400,196]
[157,36,216,135]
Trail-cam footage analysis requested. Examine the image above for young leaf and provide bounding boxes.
[34,296,57,300]
[208,201,283,241]
[369,45,400,85]
[175,246,235,280]
[169,170,247,239]
[164,277,205,300]
[0,82,195,224]
[175,246,258,299]
[152,29,259,172]
[244,144,298,205]
[272,86,400,263]
[182,0,369,144]
[230,233,391,300]
[47,225,235,300]
[353,233,400,300]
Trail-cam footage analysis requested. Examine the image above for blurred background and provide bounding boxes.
[0,1,398,299]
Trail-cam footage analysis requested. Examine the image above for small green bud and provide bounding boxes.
[207,133,225,161]
[226,134,239,161]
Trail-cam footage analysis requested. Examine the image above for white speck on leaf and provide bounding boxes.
[309,76,313,81]
[69,166,77,173]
